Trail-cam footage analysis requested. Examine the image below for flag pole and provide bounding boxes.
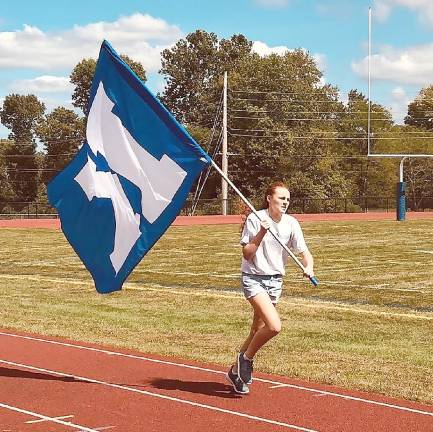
[210,160,318,286]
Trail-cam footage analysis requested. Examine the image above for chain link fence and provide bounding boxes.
[1,196,433,219]
[181,196,433,216]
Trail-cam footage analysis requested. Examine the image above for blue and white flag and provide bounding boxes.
[48,40,211,293]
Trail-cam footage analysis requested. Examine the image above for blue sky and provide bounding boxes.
[1,0,433,138]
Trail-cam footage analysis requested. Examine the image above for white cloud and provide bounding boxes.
[252,40,290,56]
[252,41,328,88]
[252,41,327,73]
[312,53,327,72]
[254,0,291,7]
[40,96,77,112]
[0,124,9,138]
[351,43,433,85]
[391,86,407,100]
[372,1,392,22]
[317,76,327,87]
[10,76,73,93]
[389,86,411,124]
[151,77,167,94]
[0,13,183,73]
[0,97,10,137]
[373,0,433,27]
[1,77,84,120]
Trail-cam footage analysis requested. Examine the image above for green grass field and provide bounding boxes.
[0,219,432,404]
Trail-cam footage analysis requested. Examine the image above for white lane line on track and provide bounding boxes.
[26,414,74,423]
[0,403,99,432]
[1,331,432,418]
[0,359,318,432]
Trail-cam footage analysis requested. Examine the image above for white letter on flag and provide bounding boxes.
[74,156,141,274]
[87,82,187,224]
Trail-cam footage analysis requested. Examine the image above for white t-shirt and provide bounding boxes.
[240,209,307,276]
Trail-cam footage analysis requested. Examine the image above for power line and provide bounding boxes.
[2,153,76,158]
[226,154,382,159]
[371,131,433,135]
[229,89,340,97]
[227,132,433,141]
[229,116,392,122]
[191,131,224,215]
[230,128,361,134]
[230,115,433,122]
[229,127,433,136]
[229,109,386,114]
[0,136,84,143]
[228,132,363,139]
[230,97,344,104]
[227,169,384,174]
[203,92,224,153]
[5,168,61,172]
[190,89,225,214]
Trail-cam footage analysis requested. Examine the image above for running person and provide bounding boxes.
[226,182,315,394]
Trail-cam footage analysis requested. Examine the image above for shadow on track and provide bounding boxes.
[0,367,90,383]
[148,378,242,399]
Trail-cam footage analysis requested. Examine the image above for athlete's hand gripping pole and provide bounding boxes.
[211,160,318,287]
[262,222,318,287]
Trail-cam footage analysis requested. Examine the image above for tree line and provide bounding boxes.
[1,30,433,214]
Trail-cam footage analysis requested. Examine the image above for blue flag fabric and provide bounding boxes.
[48,40,211,294]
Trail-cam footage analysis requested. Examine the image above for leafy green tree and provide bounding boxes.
[70,59,95,116]
[70,55,147,115]
[0,139,15,205]
[160,29,433,210]
[336,90,396,199]
[400,86,433,206]
[405,158,433,210]
[36,107,85,183]
[0,94,45,142]
[160,30,252,125]
[226,50,348,202]
[0,94,45,203]
[405,85,433,129]
[160,30,252,209]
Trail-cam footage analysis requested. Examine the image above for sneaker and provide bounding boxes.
[226,366,249,394]
[237,352,253,385]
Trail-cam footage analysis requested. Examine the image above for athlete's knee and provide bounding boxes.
[267,321,281,336]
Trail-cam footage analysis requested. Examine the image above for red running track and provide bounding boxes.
[1,212,433,229]
[0,329,432,432]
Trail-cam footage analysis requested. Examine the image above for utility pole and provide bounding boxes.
[222,71,228,215]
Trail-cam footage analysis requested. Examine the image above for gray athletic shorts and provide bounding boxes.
[241,273,283,304]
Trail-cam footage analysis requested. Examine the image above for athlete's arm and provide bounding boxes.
[242,220,270,261]
[300,248,314,278]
